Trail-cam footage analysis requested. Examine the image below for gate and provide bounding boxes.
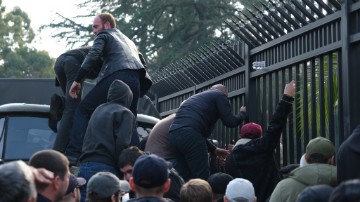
[149,0,360,166]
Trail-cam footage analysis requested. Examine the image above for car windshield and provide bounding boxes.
[5,116,56,160]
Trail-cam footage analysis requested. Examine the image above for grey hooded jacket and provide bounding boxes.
[80,79,135,167]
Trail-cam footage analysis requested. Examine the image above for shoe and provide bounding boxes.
[50,94,64,121]
[48,119,58,132]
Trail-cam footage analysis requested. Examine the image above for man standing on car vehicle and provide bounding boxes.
[65,12,152,166]
[50,46,102,153]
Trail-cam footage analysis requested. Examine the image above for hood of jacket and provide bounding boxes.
[107,79,133,108]
[289,163,337,186]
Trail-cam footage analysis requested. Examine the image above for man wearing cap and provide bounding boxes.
[225,80,296,202]
[169,84,247,180]
[60,174,86,202]
[118,147,184,202]
[223,178,257,202]
[87,172,130,202]
[269,137,337,202]
[207,172,234,202]
[128,154,173,202]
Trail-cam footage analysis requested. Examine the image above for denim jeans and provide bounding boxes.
[64,70,141,161]
[78,162,119,202]
[169,127,209,181]
[53,55,83,153]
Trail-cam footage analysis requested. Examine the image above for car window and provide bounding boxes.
[5,116,56,160]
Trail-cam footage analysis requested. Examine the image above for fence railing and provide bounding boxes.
[151,0,360,166]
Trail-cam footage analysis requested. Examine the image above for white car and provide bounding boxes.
[0,103,159,163]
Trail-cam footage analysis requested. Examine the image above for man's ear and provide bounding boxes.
[328,155,335,165]
[104,21,111,29]
[129,177,136,191]
[163,179,171,193]
[53,176,61,190]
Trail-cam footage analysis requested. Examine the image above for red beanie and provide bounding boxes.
[240,122,262,139]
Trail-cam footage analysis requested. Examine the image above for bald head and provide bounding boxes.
[211,84,228,96]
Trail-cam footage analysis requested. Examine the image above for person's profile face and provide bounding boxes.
[120,164,133,182]
[92,16,105,35]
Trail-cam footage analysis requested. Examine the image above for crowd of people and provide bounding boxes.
[1,11,360,202]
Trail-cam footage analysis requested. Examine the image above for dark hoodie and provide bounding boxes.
[80,80,135,167]
[337,124,360,184]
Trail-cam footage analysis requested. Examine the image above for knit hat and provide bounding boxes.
[87,172,130,198]
[240,122,262,139]
[306,137,335,160]
[207,172,234,195]
[132,154,169,188]
[225,178,255,202]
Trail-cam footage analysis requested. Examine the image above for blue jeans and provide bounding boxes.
[78,162,119,202]
[169,127,209,181]
[65,70,141,161]
[53,55,82,153]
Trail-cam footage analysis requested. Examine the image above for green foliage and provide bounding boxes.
[0,2,54,78]
[43,0,245,71]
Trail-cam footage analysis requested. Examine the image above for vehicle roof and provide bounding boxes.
[0,103,160,123]
[0,103,49,114]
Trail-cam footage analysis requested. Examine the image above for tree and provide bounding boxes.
[42,0,245,71]
[0,0,54,78]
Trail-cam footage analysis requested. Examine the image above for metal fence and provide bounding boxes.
[150,0,360,166]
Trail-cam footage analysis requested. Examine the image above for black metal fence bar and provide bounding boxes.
[150,0,360,166]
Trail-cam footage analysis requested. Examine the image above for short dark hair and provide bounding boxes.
[86,191,121,202]
[118,146,143,168]
[97,12,116,28]
[28,150,69,190]
[307,153,329,164]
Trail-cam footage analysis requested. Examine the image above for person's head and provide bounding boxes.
[305,137,335,164]
[60,175,86,202]
[207,172,234,202]
[118,146,144,182]
[180,179,213,202]
[130,154,170,198]
[28,150,70,202]
[0,160,37,202]
[239,122,262,139]
[93,12,116,35]
[224,178,256,202]
[87,172,130,202]
[211,84,228,97]
[329,179,360,202]
[296,184,333,202]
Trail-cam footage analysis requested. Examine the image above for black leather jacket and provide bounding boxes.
[75,28,145,83]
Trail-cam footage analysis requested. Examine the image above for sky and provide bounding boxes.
[2,0,92,58]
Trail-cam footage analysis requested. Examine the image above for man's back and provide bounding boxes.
[170,89,244,137]
[225,81,296,202]
[269,164,337,202]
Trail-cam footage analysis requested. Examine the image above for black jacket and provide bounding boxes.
[337,124,360,184]
[75,28,145,83]
[225,95,294,202]
[80,79,135,167]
